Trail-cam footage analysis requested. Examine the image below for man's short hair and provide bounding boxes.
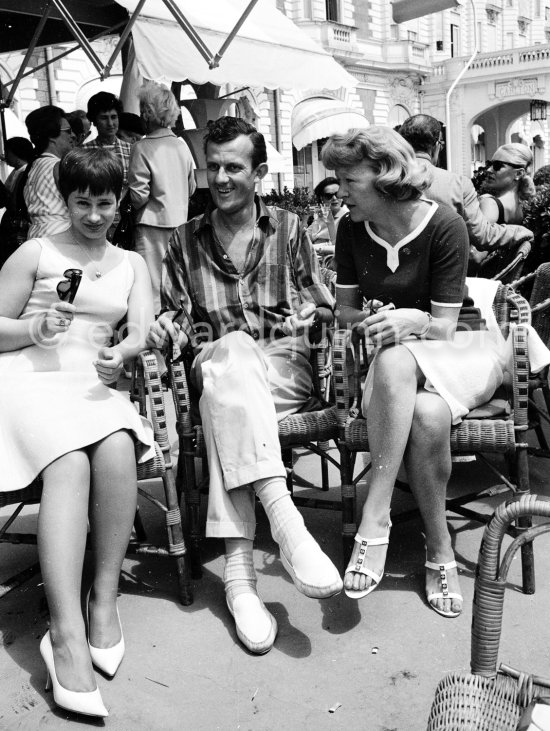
[203,117,267,170]
[314,176,339,201]
[87,92,123,125]
[399,114,442,154]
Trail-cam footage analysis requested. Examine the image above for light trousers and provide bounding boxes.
[191,331,312,540]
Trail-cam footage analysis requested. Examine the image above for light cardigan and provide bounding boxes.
[128,128,196,228]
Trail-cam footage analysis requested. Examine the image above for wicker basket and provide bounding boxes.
[426,495,550,730]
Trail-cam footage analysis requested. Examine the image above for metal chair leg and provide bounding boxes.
[339,443,357,568]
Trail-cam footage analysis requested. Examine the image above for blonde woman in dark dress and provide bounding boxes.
[322,126,507,618]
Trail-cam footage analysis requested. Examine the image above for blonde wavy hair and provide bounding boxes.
[320,126,432,201]
[493,143,536,202]
[138,81,180,129]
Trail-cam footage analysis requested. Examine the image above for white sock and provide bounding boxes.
[254,477,310,558]
[224,538,257,603]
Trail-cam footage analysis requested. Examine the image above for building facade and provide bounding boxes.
[1,0,549,191]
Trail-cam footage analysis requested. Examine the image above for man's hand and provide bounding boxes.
[94,346,124,385]
[282,302,316,336]
[146,314,189,351]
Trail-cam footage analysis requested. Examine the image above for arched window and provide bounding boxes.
[387,104,410,130]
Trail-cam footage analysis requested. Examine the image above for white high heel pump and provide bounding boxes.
[39,631,108,718]
[87,595,125,677]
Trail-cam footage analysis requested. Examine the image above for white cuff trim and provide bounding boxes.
[431,300,462,308]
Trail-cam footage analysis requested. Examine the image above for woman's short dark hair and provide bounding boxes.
[25,105,66,155]
[67,115,85,138]
[321,126,432,202]
[58,147,124,202]
[118,112,146,136]
[86,92,123,125]
[5,136,34,162]
[203,116,267,170]
[314,176,339,200]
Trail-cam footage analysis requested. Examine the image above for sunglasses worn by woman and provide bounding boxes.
[486,159,524,172]
[480,143,535,225]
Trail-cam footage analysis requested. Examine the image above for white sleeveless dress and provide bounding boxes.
[0,239,156,492]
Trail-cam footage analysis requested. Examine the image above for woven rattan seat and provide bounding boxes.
[0,350,193,605]
[278,405,338,447]
[426,495,550,730]
[332,284,537,591]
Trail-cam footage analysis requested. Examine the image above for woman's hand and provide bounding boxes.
[146,315,189,351]
[34,301,76,340]
[94,346,124,385]
[361,308,427,346]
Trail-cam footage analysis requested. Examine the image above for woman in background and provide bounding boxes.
[128,80,196,313]
[23,105,75,238]
[480,142,535,225]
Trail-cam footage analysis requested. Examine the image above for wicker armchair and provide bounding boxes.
[168,333,341,579]
[0,350,193,605]
[427,495,550,730]
[474,239,531,284]
[332,283,538,593]
[512,263,550,463]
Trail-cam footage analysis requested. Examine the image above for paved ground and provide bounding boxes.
[2,392,550,730]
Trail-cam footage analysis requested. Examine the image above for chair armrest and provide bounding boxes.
[490,240,531,282]
[332,329,366,427]
[167,345,195,438]
[504,286,531,325]
[309,327,333,401]
[135,350,171,453]
[509,324,530,429]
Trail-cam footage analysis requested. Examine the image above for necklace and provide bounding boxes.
[74,240,105,278]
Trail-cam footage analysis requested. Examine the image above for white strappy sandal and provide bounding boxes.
[344,520,392,600]
[425,559,463,618]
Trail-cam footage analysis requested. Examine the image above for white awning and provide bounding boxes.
[115,0,355,90]
[0,108,29,140]
[292,98,369,151]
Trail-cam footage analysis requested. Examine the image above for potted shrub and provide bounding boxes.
[262,186,316,225]
[521,184,550,272]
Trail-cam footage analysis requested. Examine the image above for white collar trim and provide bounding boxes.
[364,201,438,272]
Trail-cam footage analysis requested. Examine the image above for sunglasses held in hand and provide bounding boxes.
[57,268,83,304]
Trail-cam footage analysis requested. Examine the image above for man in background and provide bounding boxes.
[399,114,533,253]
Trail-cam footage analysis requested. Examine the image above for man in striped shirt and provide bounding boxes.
[148,117,342,654]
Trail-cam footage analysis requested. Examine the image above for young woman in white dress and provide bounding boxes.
[0,147,155,717]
